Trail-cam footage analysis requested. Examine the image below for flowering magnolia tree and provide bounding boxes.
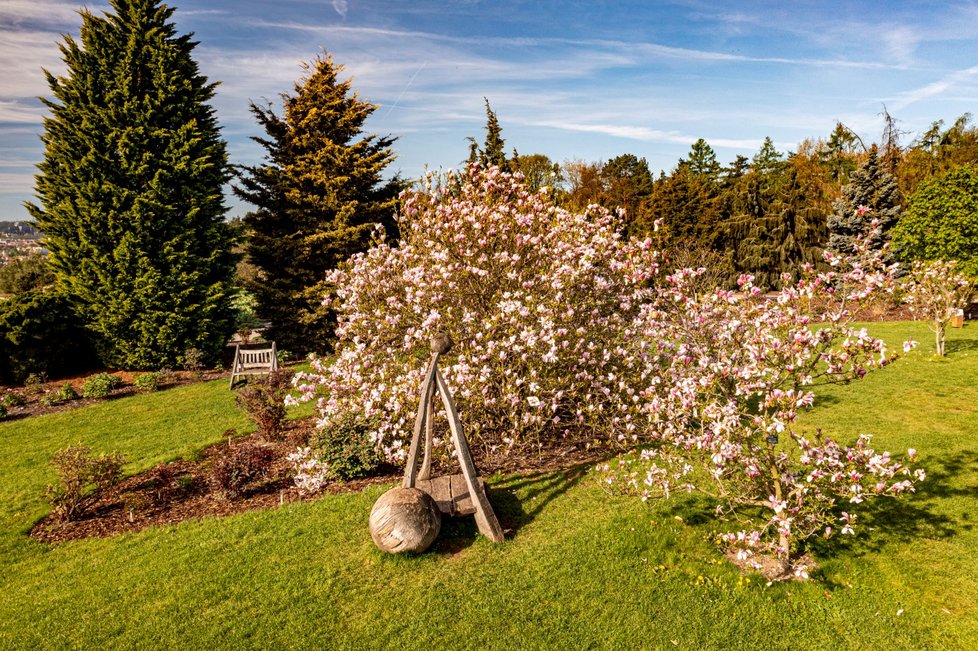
[901,259,972,356]
[295,172,922,579]
[292,164,660,461]
[597,229,923,579]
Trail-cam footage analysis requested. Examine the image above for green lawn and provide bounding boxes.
[0,322,975,649]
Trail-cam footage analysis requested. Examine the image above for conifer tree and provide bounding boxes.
[466,98,508,169]
[826,146,902,256]
[234,55,400,354]
[27,0,236,368]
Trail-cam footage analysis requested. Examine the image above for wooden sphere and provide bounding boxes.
[430,333,454,355]
[369,487,441,554]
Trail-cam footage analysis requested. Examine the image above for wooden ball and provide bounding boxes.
[369,487,441,554]
[430,333,454,355]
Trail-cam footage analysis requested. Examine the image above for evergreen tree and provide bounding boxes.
[466,98,508,169]
[642,163,717,243]
[27,0,236,368]
[751,137,785,175]
[685,138,721,180]
[234,55,400,355]
[826,146,902,255]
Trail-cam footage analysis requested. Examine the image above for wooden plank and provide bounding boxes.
[402,354,439,488]
[414,474,483,517]
[415,476,454,515]
[434,368,505,542]
[451,473,476,515]
[418,380,435,481]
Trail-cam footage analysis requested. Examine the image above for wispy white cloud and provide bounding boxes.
[890,65,978,110]
[0,0,105,26]
[332,0,348,19]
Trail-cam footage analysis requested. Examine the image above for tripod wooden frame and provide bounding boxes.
[401,335,504,543]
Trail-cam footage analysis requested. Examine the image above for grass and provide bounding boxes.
[0,322,975,649]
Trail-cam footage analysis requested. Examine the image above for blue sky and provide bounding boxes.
[2,0,977,220]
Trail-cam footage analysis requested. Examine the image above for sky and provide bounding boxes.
[2,0,978,220]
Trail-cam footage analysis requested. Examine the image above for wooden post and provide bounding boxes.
[434,367,504,543]
[418,379,435,481]
[402,354,439,488]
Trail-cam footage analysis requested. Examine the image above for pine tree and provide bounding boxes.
[27,0,236,368]
[685,138,721,180]
[234,55,400,355]
[826,146,902,256]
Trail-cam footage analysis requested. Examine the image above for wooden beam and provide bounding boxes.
[402,353,439,488]
[434,367,504,543]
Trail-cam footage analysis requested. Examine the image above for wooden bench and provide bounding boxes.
[229,342,279,389]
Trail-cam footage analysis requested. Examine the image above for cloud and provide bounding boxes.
[332,0,348,19]
[891,65,978,110]
[0,0,105,26]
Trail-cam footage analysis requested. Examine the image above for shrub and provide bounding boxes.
[182,348,206,376]
[596,227,923,579]
[292,165,660,461]
[0,291,98,384]
[2,391,26,408]
[309,415,383,481]
[43,446,125,522]
[24,372,48,396]
[209,442,275,500]
[134,372,162,392]
[56,381,79,402]
[0,403,6,420]
[81,373,122,399]
[235,370,294,440]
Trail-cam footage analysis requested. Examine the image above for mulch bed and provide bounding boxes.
[29,411,609,544]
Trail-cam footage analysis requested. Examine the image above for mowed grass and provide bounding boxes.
[0,322,975,650]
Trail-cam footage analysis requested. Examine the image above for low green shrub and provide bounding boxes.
[1,391,25,407]
[0,403,7,420]
[23,372,47,396]
[311,415,383,482]
[182,348,206,377]
[56,381,79,402]
[42,446,126,522]
[134,372,161,392]
[0,290,98,384]
[82,373,123,399]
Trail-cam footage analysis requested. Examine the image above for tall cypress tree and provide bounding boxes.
[234,55,400,355]
[27,0,236,368]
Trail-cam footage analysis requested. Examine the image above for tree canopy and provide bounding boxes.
[27,0,236,368]
[234,54,401,355]
[893,165,978,280]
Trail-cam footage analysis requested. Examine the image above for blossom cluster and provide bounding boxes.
[293,164,660,460]
[287,447,330,495]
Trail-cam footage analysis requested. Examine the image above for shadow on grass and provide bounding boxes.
[945,337,978,354]
[809,448,978,565]
[427,462,592,555]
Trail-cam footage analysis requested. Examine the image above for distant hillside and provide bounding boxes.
[0,221,40,239]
